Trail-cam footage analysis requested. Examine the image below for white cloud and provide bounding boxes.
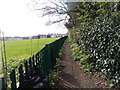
[0,0,68,37]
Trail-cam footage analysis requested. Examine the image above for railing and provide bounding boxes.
[1,36,67,89]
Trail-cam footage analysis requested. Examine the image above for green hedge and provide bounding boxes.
[66,2,120,86]
[70,13,120,86]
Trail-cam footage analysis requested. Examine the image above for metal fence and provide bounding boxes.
[1,36,67,89]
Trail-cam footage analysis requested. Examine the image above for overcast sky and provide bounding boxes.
[0,0,68,37]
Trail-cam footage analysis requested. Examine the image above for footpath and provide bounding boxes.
[57,41,110,88]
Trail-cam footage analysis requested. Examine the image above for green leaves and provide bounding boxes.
[67,2,120,87]
[77,15,120,86]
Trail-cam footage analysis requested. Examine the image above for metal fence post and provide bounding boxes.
[24,60,29,79]
[18,64,24,88]
[10,69,17,90]
[0,77,6,90]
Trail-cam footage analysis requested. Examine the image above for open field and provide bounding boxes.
[6,38,59,60]
[0,55,2,74]
[0,42,2,74]
[0,38,59,73]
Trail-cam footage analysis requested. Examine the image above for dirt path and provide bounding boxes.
[57,40,110,88]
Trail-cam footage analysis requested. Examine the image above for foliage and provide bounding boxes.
[0,60,2,75]
[65,2,115,29]
[49,58,61,87]
[70,42,93,72]
[75,14,120,86]
[109,83,115,88]
[66,2,120,87]
[49,70,58,87]
[49,50,63,87]
[58,49,64,59]
[70,43,82,61]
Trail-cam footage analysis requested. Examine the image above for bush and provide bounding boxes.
[70,42,93,72]
[70,43,82,61]
[48,50,63,87]
[73,13,120,86]
[66,2,120,87]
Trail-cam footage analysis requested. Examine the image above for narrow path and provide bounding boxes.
[57,40,110,88]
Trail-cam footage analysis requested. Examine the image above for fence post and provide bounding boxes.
[10,69,17,90]
[50,44,57,66]
[32,55,37,75]
[48,44,52,68]
[0,77,6,90]
[29,57,33,77]
[24,60,29,79]
[18,64,24,88]
[40,52,44,72]
[32,55,35,69]
[44,44,52,75]
[35,53,38,68]
[37,52,41,70]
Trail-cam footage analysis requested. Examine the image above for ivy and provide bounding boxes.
[66,2,120,87]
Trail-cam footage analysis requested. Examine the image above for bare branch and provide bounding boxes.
[30,0,69,25]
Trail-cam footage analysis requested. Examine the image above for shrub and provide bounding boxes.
[70,43,93,72]
[74,13,120,86]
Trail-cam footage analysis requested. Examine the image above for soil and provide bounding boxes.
[56,40,111,88]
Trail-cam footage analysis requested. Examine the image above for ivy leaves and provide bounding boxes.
[67,2,120,86]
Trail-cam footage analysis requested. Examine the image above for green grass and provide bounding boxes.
[0,38,59,73]
[0,53,2,74]
[0,42,2,75]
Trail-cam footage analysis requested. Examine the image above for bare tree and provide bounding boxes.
[29,0,69,25]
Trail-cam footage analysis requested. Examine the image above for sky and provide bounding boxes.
[0,0,68,37]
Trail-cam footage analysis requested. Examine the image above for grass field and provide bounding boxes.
[0,63,1,74]
[0,42,2,75]
[0,38,59,73]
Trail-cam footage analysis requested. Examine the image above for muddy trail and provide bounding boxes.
[56,41,110,88]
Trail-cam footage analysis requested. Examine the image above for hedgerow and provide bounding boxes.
[66,2,120,87]
[70,13,120,86]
